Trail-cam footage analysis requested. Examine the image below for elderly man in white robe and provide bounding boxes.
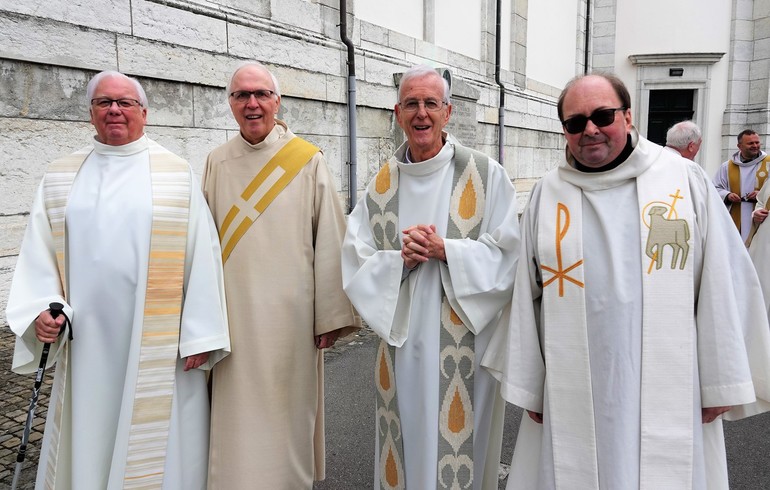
[6,70,230,489]
[482,73,770,490]
[342,64,520,490]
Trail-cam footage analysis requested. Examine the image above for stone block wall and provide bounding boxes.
[0,0,564,319]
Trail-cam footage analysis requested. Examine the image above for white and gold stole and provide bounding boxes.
[42,140,191,489]
[367,144,489,490]
[538,155,695,489]
[727,156,770,232]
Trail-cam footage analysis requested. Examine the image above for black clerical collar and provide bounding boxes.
[573,134,634,173]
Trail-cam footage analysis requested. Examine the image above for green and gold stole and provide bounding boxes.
[367,144,489,490]
[727,156,769,231]
[42,140,191,489]
[218,137,319,264]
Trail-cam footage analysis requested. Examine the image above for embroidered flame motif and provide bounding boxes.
[449,308,463,325]
[376,162,391,195]
[458,179,477,220]
[385,448,399,486]
[448,388,466,433]
[379,349,391,391]
[541,202,584,296]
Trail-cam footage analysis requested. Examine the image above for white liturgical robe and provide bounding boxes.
[342,138,520,490]
[713,150,770,243]
[483,134,770,490]
[6,136,230,490]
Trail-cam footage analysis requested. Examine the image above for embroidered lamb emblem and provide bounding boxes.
[645,206,690,270]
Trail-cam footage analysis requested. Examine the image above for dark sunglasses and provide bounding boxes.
[562,107,626,134]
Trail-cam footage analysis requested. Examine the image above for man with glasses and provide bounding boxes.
[713,129,770,244]
[483,73,770,489]
[203,62,358,489]
[342,64,520,489]
[6,70,231,488]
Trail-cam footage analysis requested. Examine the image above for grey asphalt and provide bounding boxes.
[2,326,769,489]
[318,328,770,489]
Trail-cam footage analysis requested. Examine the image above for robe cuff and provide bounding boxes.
[700,380,755,408]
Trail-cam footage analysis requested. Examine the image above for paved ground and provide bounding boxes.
[2,324,769,489]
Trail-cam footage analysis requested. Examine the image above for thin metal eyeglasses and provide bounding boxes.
[562,107,626,134]
[91,98,143,109]
[230,90,276,103]
[399,99,448,113]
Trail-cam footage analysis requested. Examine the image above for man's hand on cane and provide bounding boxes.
[35,309,66,343]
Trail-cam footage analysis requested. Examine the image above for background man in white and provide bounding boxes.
[342,65,520,490]
[713,129,770,243]
[665,120,702,160]
[6,71,230,489]
[483,73,770,490]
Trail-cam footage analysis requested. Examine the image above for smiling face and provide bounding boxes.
[89,76,147,146]
[737,133,761,161]
[229,66,280,145]
[561,76,632,168]
[395,73,452,162]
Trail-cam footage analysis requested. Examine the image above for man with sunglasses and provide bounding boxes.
[6,70,231,488]
[483,73,770,489]
[342,64,520,490]
[203,62,359,489]
[713,129,770,244]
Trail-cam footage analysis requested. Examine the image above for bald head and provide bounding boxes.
[558,74,632,168]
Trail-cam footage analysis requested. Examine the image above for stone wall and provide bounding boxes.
[0,0,564,319]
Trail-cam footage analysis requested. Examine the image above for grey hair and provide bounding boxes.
[397,64,450,103]
[226,61,281,100]
[666,120,702,149]
[86,71,148,108]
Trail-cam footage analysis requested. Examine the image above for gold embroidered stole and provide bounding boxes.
[727,157,770,232]
[42,141,190,489]
[367,144,489,489]
[218,137,319,263]
[538,155,695,489]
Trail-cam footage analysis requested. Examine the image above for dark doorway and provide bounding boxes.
[647,89,695,146]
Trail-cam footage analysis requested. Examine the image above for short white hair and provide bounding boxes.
[86,71,148,108]
[226,62,281,100]
[397,64,450,103]
[666,120,702,149]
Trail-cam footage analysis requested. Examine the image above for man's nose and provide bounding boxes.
[583,119,601,134]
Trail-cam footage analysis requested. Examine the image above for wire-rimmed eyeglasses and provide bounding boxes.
[230,90,276,103]
[399,98,448,113]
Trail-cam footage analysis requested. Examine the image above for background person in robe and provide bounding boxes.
[341,65,520,490]
[204,62,359,489]
[6,70,230,489]
[713,129,770,243]
[665,120,702,160]
[482,73,770,490]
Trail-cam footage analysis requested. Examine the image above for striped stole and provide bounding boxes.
[727,157,769,232]
[218,137,319,264]
[367,144,489,490]
[42,140,190,489]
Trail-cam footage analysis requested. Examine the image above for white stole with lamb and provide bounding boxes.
[538,156,695,489]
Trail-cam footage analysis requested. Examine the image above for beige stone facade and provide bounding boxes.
[1,0,768,316]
